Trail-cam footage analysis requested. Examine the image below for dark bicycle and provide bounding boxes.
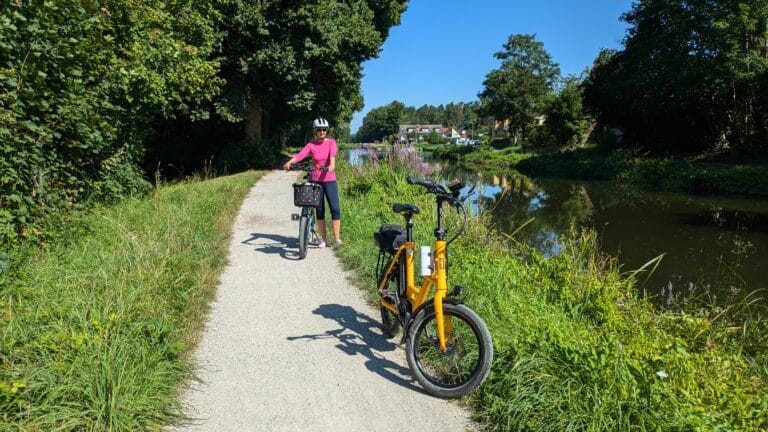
[290,164,327,259]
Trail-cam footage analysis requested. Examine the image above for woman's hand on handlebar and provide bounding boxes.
[285,162,328,172]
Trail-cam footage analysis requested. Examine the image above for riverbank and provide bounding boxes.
[335,160,767,431]
[432,145,768,197]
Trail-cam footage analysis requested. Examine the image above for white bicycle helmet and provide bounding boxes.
[312,118,330,129]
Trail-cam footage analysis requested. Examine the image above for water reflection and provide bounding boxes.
[439,163,768,306]
[346,149,768,305]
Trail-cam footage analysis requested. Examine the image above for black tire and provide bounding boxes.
[405,303,493,398]
[298,215,309,259]
[380,303,399,338]
[378,263,401,338]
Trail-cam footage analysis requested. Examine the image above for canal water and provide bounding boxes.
[347,149,768,306]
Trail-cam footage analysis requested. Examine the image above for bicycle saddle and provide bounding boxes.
[392,203,420,215]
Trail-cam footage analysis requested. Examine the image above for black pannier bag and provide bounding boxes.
[374,224,406,254]
[293,182,323,207]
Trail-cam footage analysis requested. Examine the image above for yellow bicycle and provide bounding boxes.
[374,176,493,398]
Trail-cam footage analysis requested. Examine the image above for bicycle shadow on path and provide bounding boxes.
[287,304,426,394]
[242,232,314,260]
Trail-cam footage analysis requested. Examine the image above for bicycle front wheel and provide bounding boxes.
[298,214,310,259]
[405,303,493,398]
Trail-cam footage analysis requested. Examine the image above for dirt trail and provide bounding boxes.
[173,170,479,431]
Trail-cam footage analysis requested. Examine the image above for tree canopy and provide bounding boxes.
[353,100,483,142]
[1,0,222,243]
[0,0,408,243]
[583,0,768,153]
[214,0,408,144]
[478,34,560,143]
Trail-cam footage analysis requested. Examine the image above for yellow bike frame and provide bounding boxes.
[379,239,451,351]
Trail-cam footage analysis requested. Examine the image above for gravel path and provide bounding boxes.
[173,170,480,432]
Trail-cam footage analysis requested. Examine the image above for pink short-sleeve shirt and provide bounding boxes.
[293,138,338,182]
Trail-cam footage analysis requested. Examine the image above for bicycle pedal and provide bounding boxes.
[378,289,396,298]
[291,213,300,220]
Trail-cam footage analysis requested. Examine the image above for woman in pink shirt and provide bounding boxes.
[283,118,342,247]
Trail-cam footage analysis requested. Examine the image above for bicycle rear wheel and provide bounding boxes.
[298,214,310,259]
[378,261,400,338]
[405,303,493,398]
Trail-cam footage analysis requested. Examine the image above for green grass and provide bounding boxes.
[431,144,536,170]
[335,161,768,431]
[2,160,765,430]
[0,171,263,431]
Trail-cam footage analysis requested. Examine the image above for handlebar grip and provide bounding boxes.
[407,176,433,188]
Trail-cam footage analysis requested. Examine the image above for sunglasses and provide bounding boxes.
[314,128,328,132]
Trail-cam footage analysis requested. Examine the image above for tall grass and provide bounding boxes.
[0,171,262,431]
[335,161,768,431]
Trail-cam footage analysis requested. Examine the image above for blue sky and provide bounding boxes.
[350,0,634,133]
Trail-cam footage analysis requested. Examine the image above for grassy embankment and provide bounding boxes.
[0,171,262,431]
[434,144,768,197]
[334,160,767,431]
[1,158,766,431]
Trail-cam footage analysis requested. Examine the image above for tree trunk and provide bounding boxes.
[246,97,263,140]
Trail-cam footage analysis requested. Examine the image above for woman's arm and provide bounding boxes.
[283,143,311,170]
[282,157,297,170]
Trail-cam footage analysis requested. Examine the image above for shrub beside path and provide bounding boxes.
[173,170,479,431]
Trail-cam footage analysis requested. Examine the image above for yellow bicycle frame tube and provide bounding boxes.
[379,240,450,352]
[431,240,448,351]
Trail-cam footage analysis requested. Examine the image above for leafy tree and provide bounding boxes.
[538,76,591,147]
[213,0,408,147]
[414,104,443,124]
[355,100,407,142]
[354,100,492,142]
[444,102,465,129]
[461,101,482,134]
[478,34,560,144]
[0,0,221,242]
[583,0,768,153]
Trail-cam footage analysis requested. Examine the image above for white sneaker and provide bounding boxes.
[333,239,343,247]
[318,239,327,248]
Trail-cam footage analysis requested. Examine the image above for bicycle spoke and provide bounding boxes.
[406,303,492,398]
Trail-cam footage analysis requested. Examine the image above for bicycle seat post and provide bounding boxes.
[434,196,447,241]
[404,212,415,242]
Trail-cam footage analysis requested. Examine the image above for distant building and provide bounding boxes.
[397,124,443,145]
[443,127,460,139]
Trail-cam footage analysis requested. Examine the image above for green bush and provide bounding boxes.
[0,1,221,244]
[217,137,280,172]
[90,149,153,203]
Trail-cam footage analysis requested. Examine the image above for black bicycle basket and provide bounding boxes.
[373,224,406,254]
[293,183,323,207]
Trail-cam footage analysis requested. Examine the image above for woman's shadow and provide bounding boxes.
[287,304,424,393]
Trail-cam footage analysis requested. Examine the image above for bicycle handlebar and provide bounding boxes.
[406,176,466,207]
[407,175,473,245]
[289,163,329,172]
